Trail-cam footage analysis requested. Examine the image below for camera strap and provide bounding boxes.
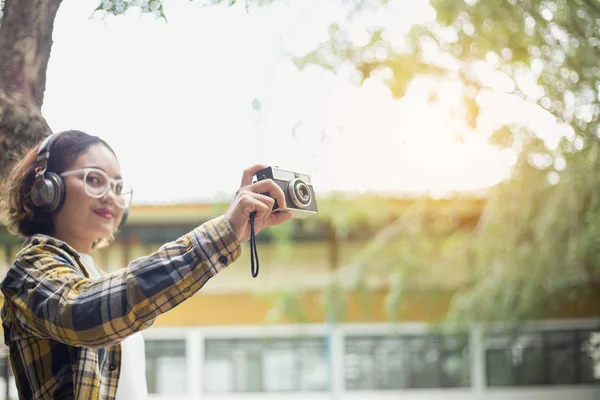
[249,211,259,278]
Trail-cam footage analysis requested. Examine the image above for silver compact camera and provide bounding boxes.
[255,166,318,219]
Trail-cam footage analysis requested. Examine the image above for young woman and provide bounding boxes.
[0,130,292,399]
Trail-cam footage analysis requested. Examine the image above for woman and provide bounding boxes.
[0,130,291,399]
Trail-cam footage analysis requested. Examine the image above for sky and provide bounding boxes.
[41,0,563,205]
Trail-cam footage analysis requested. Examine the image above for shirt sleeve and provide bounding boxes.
[1,215,241,349]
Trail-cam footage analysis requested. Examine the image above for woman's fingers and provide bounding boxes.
[264,210,293,228]
[235,191,273,218]
[245,179,286,211]
[240,164,268,187]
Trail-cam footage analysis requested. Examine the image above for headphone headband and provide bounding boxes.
[36,131,65,164]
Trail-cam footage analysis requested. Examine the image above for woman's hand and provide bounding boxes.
[224,164,293,243]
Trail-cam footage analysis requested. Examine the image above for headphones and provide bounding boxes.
[30,131,129,228]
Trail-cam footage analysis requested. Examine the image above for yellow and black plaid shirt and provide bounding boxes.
[1,215,240,399]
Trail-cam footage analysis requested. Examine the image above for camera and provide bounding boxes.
[254,166,318,219]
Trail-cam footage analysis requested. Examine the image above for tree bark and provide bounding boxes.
[0,0,63,180]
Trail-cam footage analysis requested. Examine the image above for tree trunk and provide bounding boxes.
[0,0,63,107]
[0,0,63,180]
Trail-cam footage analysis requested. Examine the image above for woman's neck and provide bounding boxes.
[50,230,94,254]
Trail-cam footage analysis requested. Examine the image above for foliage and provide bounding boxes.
[269,0,600,326]
[92,0,283,20]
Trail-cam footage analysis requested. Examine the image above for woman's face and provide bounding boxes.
[53,143,125,253]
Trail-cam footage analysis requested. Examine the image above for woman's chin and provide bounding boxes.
[90,225,114,241]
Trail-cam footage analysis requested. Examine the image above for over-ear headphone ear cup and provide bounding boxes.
[31,176,54,208]
[44,172,65,213]
[30,172,65,213]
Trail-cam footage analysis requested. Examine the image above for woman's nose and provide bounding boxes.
[101,186,118,203]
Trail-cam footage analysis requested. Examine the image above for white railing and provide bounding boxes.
[142,319,600,400]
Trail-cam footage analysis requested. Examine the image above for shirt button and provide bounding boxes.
[109,363,117,371]
[183,287,190,293]
[218,255,228,264]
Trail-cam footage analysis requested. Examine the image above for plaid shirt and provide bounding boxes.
[1,216,240,399]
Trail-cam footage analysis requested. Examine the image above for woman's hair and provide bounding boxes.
[1,130,117,241]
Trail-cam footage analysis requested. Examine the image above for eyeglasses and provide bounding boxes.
[60,168,133,209]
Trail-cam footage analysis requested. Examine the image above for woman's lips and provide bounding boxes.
[93,209,114,219]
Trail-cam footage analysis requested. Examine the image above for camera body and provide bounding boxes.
[255,166,318,219]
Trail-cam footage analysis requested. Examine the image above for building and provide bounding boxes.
[0,198,599,399]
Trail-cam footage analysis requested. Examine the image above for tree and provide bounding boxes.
[286,0,600,327]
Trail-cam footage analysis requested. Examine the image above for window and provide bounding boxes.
[344,333,470,390]
[204,337,328,393]
[145,339,186,394]
[485,328,600,386]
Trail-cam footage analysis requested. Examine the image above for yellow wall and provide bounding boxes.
[93,239,474,294]
[151,288,600,327]
[0,286,598,329]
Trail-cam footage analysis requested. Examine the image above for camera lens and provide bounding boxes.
[288,178,312,208]
[298,185,309,201]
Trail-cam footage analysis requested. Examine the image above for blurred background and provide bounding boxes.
[1,0,600,398]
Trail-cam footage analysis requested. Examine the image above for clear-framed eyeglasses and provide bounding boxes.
[60,167,133,209]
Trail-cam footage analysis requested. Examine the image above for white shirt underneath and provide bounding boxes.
[79,253,149,400]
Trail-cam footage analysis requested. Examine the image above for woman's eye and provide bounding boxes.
[86,173,104,187]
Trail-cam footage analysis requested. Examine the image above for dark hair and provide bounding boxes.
[1,130,117,239]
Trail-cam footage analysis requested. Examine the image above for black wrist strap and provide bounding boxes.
[250,211,259,278]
